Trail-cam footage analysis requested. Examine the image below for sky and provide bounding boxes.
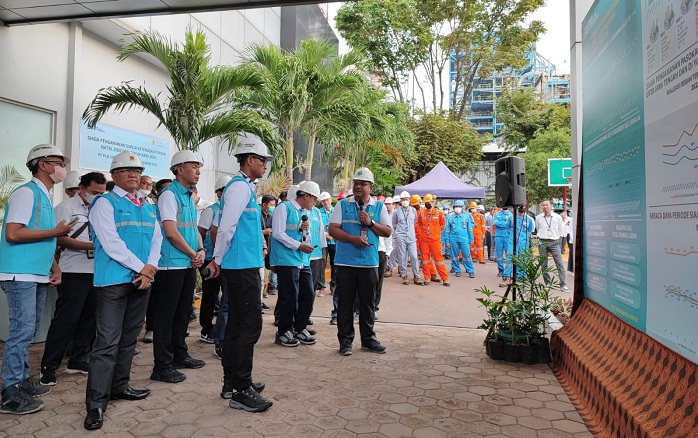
[327,1,572,75]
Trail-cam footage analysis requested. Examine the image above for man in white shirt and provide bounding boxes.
[534,200,568,292]
[0,144,73,415]
[84,151,162,430]
[40,172,107,386]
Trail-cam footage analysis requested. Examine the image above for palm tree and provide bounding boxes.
[0,165,25,226]
[83,28,280,154]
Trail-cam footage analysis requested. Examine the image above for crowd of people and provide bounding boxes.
[0,140,573,429]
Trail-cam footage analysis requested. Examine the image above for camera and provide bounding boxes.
[201,268,212,278]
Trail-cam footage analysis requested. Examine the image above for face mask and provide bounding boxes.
[454,207,462,214]
[267,206,275,214]
[401,200,409,207]
[425,203,433,209]
[414,205,421,211]
[470,208,476,213]
[139,189,151,197]
[50,166,67,184]
[84,193,98,204]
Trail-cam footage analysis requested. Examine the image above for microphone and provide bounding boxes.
[358,198,364,211]
[301,214,310,244]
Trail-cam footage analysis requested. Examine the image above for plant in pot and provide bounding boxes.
[476,249,557,364]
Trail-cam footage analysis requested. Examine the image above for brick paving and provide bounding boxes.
[0,313,590,437]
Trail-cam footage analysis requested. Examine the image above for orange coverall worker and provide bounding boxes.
[470,209,486,263]
[417,206,448,284]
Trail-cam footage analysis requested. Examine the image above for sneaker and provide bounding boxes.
[150,368,186,383]
[339,341,353,356]
[455,272,461,277]
[295,329,317,345]
[142,330,153,343]
[66,362,89,374]
[263,292,269,298]
[18,378,51,397]
[361,340,387,354]
[228,385,272,412]
[561,285,570,292]
[172,357,206,369]
[450,267,455,273]
[261,302,270,311]
[383,269,393,278]
[200,333,215,344]
[275,331,299,347]
[214,345,223,360]
[189,311,197,323]
[413,278,423,285]
[469,273,475,278]
[497,270,503,277]
[0,384,44,415]
[402,277,409,285]
[422,281,430,286]
[316,289,325,297]
[307,318,314,325]
[267,287,277,295]
[220,381,265,399]
[329,316,337,325]
[39,367,57,386]
[431,276,441,283]
[443,282,451,287]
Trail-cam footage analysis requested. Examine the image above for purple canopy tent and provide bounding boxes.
[395,161,485,199]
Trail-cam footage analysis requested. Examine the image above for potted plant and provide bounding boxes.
[476,249,556,364]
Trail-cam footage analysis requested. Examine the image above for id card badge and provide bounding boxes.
[360,227,368,240]
[86,249,95,259]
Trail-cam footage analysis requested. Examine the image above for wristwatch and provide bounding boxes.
[367,219,375,228]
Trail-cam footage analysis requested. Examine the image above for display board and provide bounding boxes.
[582,0,698,363]
[548,158,573,186]
[79,120,171,179]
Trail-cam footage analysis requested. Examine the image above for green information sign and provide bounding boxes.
[547,158,572,186]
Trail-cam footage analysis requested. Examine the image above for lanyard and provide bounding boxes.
[544,215,553,230]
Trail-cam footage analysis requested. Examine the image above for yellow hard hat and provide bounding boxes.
[410,194,422,206]
[469,201,478,209]
[423,194,435,203]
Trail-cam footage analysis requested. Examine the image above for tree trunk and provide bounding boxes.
[285,132,295,185]
[304,132,317,181]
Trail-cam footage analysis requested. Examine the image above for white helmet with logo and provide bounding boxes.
[232,137,274,161]
[214,175,232,192]
[170,150,203,171]
[297,181,321,198]
[384,196,394,204]
[352,167,374,184]
[26,143,70,169]
[63,171,82,189]
[318,191,332,201]
[110,151,145,172]
[399,191,410,199]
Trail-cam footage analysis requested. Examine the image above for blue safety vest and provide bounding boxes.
[334,199,383,267]
[91,191,157,286]
[270,201,310,267]
[508,214,535,254]
[220,175,263,270]
[202,202,220,260]
[0,181,56,276]
[446,213,474,245]
[320,206,335,246]
[493,210,513,239]
[310,206,323,259]
[157,180,198,268]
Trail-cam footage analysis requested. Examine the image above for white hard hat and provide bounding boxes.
[399,191,410,199]
[352,167,374,184]
[214,175,232,191]
[384,197,394,204]
[478,204,485,211]
[63,171,82,189]
[170,150,203,170]
[232,137,273,161]
[318,191,332,201]
[257,196,262,205]
[287,185,298,200]
[110,151,145,172]
[26,143,70,168]
[297,181,321,198]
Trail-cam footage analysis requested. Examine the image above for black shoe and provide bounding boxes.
[469,273,475,278]
[150,368,186,383]
[172,357,205,369]
[18,378,51,397]
[110,386,151,401]
[220,381,265,399]
[200,333,215,344]
[84,408,104,430]
[268,287,277,295]
[134,348,140,355]
[261,302,270,311]
[39,366,57,386]
[497,270,503,277]
[214,345,223,360]
[361,340,387,354]
[339,341,353,356]
[329,316,337,325]
[189,311,197,322]
[455,272,461,277]
[229,386,273,412]
[450,268,455,273]
[1,383,44,415]
[307,318,314,325]
[273,317,279,327]
[66,361,89,374]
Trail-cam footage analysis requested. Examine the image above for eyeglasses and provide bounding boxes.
[43,160,66,168]
[353,181,371,187]
[113,168,143,175]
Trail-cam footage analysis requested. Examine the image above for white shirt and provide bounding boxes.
[195,197,213,222]
[535,212,565,241]
[55,194,93,274]
[89,186,162,275]
[198,204,216,231]
[213,172,260,265]
[272,198,305,252]
[157,189,191,270]
[0,178,54,282]
[329,197,392,268]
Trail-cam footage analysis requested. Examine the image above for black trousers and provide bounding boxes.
[86,282,149,410]
[199,262,221,336]
[41,272,96,370]
[310,259,324,292]
[336,266,378,345]
[144,288,156,332]
[327,245,336,290]
[221,268,262,391]
[567,241,574,272]
[151,268,196,372]
[375,251,387,311]
[485,231,493,259]
[275,265,314,335]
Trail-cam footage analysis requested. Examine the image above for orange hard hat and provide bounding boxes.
[410,194,422,206]
[423,194,435,203]
[469,201,477,209]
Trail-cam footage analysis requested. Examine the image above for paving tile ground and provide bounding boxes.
[0,319,590,437]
